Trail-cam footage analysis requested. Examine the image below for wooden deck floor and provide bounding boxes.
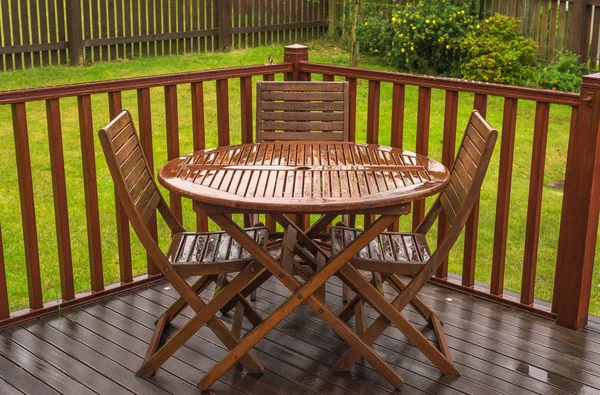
[1,276,600,395]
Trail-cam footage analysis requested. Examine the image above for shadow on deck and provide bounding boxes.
[1,277,600,395]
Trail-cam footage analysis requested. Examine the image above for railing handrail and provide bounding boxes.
[0,63,293,105]
[299,61,580,106]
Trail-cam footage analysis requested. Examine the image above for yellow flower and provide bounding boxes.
[412,26,416,30]
[476,24,480,29]
[401,48,405,53]
[485,19,489,23]
[399,33,404,37]
[411,46,414,51]
[446,44,450,49]
[432,19,436,24]
[449,17,452,21]
[392,17,397,22]
[364,22,368,26]
[425,19,430,23]
[387,52,392,57]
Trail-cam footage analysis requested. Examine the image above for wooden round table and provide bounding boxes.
[158,141,451,391]
[158,141,450,214]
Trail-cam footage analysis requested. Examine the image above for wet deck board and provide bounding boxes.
[1,277,599,395]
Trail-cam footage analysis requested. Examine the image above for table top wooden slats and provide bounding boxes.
[159,141,449,213]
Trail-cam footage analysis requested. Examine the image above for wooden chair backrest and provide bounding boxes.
[98,110,184,248]
[256,81,350,142]
[421,110,497,255]
[439,110,497,226]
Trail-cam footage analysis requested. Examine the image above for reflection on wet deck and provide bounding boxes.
[1,277,599,395]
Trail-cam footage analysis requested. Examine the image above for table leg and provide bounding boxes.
[198,213,404,391]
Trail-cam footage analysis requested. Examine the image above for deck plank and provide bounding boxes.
[1,277,600,395]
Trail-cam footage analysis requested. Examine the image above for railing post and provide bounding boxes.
[218,0,232,51]
[554,73,600,329]
[284,44,309,81]
[66,0,83,65]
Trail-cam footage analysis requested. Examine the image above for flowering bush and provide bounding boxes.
[356,7,393,57]
[388,0,477,75]
[460,14,537,84]
[537,51,585,92]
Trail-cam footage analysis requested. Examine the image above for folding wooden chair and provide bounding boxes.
[98,109,268,378]
[330,110,497,373]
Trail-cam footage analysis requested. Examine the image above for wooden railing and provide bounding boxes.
[0,44,598,330]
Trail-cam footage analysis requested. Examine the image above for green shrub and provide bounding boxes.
[537,51,585,92]
[460,14,537,84]
[356,6,393,57]
[388,0,477,75]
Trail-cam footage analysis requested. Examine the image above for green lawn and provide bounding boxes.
[0,40,598,314]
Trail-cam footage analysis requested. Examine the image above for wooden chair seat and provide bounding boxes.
[331,226,430,275]
[167,228,269,276]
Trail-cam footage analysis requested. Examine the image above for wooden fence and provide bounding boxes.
[486,0,600,66]
[0,0,328,71]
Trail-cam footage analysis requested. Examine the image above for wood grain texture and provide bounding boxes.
[159,142,448,214]
[12,102,43,310]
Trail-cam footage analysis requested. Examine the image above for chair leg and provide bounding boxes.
[162,275,215,324]
[354,299,366,335]
[231,299,245,340]
[342,283,349,303]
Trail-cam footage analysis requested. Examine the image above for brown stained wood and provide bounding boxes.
[554,76,600,329]
[191,82,209,232]
[463,94,487,288]
[99,110,267,376]
[161,142,448,214]
[78,95,104,293]
[240,77,254,144]
[0,226,8,320]
[46,98,75,300]
[436,90,458,279]
[256,81,350,142]
[331,111,497,374]
[165,85,182,223]
[108,91,133,284]
[216,79,230,146]
[413,86,431,231]
[137,87,160,276]
[11,103,43,310]
[490,98,518,297]
[521,102,550,306]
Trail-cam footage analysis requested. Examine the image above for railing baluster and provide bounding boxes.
[389,83,405,232]
[491,97,518,296]
[240,77,253,144]
[0,225,8,320]
[365,80,381,228]
[12,102,42,309]
[521,101,550,305]
[165,84,182,223]
[191,82,209,232]
[322,74,334,82]
[390,83,405,149]
[463,94,488,287]
[262,74,277,231]
[137,87,160,276]
[436,90,459,279]
[413,86,431,231]
[346,77,357,143]
[78,95,104,292]
[108,91,133,284]
[46,98,75,299]
[216,79,230,147]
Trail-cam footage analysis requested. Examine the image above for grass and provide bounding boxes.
[0,40,598,314]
